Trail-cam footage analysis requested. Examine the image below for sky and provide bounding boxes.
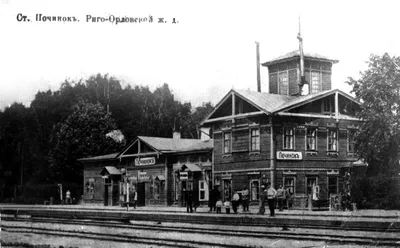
[1,0,400,110]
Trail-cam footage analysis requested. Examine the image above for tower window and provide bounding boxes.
[278,71,288,95]
[311,71,321,93]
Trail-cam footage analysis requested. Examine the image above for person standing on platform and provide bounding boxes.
[266,182,277,217]
[259,185,266,215]
[132,188,137,209]
[209,186,220,212]
[185,186,193,213]
[232,190,240,214]
[65,190,71,204]
[276,185,285,211]
[241,185,249,213]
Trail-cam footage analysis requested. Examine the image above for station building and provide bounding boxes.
[79,133,213,206]
[200,49,364,207]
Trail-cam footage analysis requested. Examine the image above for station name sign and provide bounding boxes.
[276,151,302,160]
[135,157,156,166]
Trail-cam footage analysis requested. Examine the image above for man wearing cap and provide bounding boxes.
[266,182,277,216]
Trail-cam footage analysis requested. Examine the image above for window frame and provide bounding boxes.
[283,127,295,150]
[310,71,321,93]
[306,176,318,196]
[198,180,209,201]
[347,129,356,153]
[306,127,317,151]
[250,179,260,201]
[283,176,296,195]
[327,129,338,152]
[278,71,289,95]
[250,128,260,152]
[223,131,232,154]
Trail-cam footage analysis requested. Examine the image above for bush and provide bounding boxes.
[351,174,400,209]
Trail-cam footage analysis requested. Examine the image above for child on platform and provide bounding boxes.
[224,200,231,214]
[216,198,223,213]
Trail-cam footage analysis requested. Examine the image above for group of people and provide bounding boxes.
[259,183,289,216]
[185,183,291,216]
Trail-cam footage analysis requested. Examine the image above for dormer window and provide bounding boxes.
[323,97,335,115]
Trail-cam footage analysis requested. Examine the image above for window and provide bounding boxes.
[306,176,318,195]
[306,128,317,151]
[348,130,356,153]
[223,132,231,154]
[283,127,294,149]
[278,71,288,95]
[323,98,335,114]
[328,129,338,151]
[250,179,260,201]
[328,177,338,196]
[250,129,260,151]
[199,180,209,201]
[284,177,295,195]
[311,71,321,93]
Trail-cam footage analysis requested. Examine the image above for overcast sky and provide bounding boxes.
[1,0,399,110]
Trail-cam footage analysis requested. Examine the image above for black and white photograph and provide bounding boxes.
[0,0,399,247]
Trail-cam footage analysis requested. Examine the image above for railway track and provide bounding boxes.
[2,217,400,247]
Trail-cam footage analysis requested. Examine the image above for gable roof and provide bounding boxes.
[234,89,297,113]
[201,88,360,124]
[100,166,122,176]
[138,136,209,153]
[118,136,213,157]
[272,89,360,113]
[262,50,339,66]
[78,153,119,162]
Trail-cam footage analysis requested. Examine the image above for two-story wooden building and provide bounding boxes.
[200,50,364,207]
[79,133,213,206]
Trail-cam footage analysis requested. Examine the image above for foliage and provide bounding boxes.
[0,73,212,201]
[346,53,400,175]
[48,100,123,183]
[350,174,400,209]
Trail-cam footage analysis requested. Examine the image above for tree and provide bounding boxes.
[346,53,400,175]
[48,100,124,183]
[181,102,214,139]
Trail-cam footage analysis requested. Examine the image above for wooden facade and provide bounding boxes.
[202,84,363,208]
[80,136,213,207]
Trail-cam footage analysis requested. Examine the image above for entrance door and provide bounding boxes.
[137,182,146,206]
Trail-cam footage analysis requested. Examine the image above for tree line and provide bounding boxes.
[0,74,214,202]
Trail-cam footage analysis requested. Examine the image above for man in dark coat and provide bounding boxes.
[209,186,220,212]
[185,186,194,213]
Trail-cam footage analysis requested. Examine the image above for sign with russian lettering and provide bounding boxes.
[276,151,302,160]
[135,157,156,166]
[180,172,188,180]
[138,171,150,181]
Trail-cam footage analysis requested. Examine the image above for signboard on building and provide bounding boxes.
[138,171,150,182]
[180,172,188,180]
[135,157,156,166]
[276,151,302,160]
